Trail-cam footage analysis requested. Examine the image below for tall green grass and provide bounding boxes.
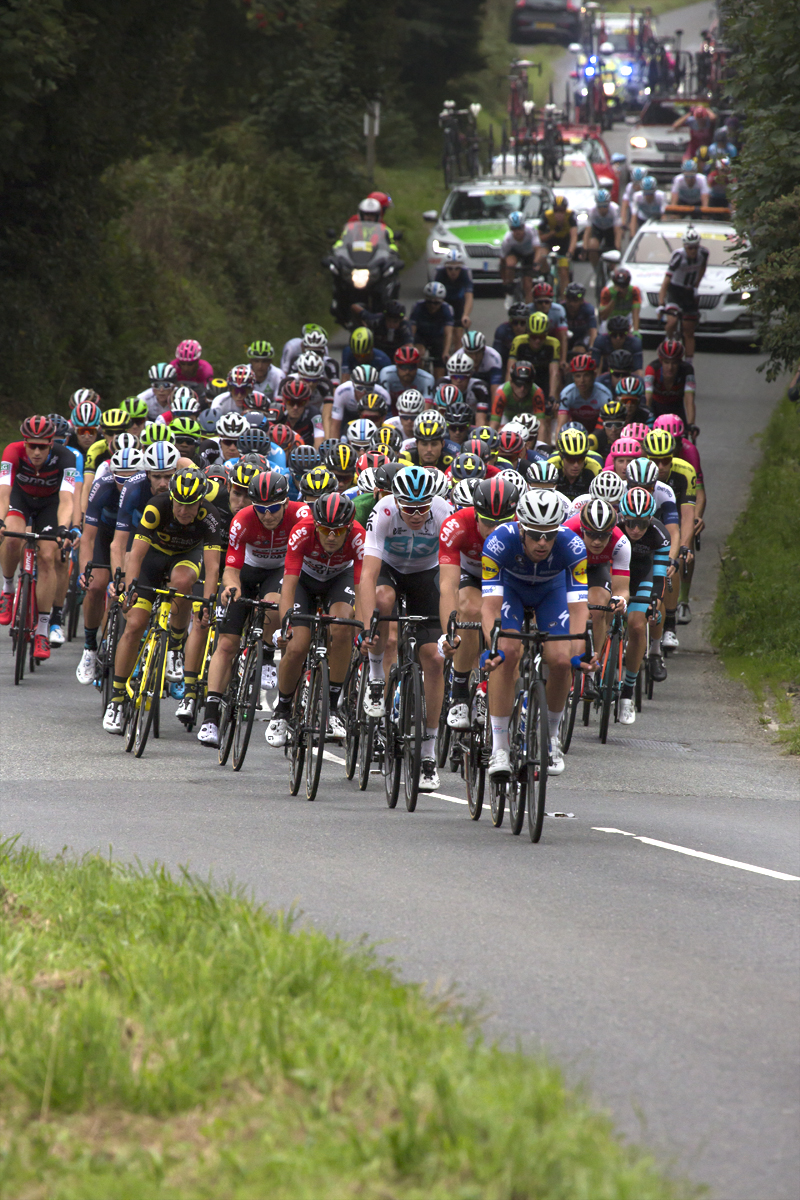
[0,841,700,1199]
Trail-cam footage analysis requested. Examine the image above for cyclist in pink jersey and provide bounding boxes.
[170,339,215,389]
[654,413,705,624]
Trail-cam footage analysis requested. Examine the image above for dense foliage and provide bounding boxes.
[0,0,485,408]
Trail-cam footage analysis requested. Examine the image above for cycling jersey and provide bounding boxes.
[491,380,547,422]
[434,265,474,322]
[84,477,121,531]
[399,441,460,471]
[354,491,379,527]
[378,365,435,404]
[501,225,541,259]
[409,300,455,345]
[652,480,679,526]
[471,345,503,387]
[632,188,666,221]
[598,284,642,319]
[675,438,703,486]
[340,347,391,376]
[358,312,414,357]
[285,405,324,446]
[283,518,366,583]
[590,333,643,372]
[0,442,78,500]
[252,363,287,394]
[438,507,484,578]
[225,501,303,570]
[587,202,621,231]
[644,361,696,422]
[84,439,111,474]
[547,454,601,500]
[135,492,223,557]
[665,247,709,289]
[671,173,709,206]
[509,335,560,390]
[662,457,697,506]
[558,380,612,431]
[137,388,170,420]
[63,445,85,484]
[565,301,598,346]
[627,518,671,612]
[481,522,588,634]
[564,514,631,576]
[169,358,215,388]
[535,302,568,339]
[538,210,578,238]
[116,474,152,533]
[365,495,452,573]
[493,320,522,371]
[330,381,392,424]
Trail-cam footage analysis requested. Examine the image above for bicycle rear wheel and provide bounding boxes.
[343,655,361,780]
[527,679,549,844]
[65,558,81,643]
[134,630,166,758]
[13,575,29,685]
[508,690,527,836]
[599,632,620,744]
[217,674,237,766]
[436,660,452,769]
[489,776,506,827]
[403,665,424,812]
[383,671,402,809]
[288,673,308,795]
[233,638,262,771]
[100,606,120,711]
[560,668,581,753]
[306,658,328,801]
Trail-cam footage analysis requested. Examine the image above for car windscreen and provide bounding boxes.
[601,30,636,52]
[443,189,543,221]
[640,103,685,126]
[554,159,595,188]
[630,230,739,267]
[524,0,569,8]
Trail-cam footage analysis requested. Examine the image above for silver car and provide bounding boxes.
[626,99,692,181]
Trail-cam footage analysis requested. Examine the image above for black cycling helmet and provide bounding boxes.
[289,444,320,476]
[565,282,586,301]
[312,491,355,528]
[450,451,487,482]
[473,476,519,523]
[248,470,289,504]
[608,348,634,373]
[373,461,404,493]
[238,426,272,454]
[607,315,630,335]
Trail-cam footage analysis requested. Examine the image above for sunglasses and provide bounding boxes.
[253,501,285,514]
[523,527,558,542]
[603,421,624,430]
[623,518,650,531]
[561,454,585,465]
[26,442,52,451]
[511,318,527,326]
[316,523,349,537]
[398,502,432,517]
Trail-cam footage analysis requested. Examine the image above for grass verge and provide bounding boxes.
[0,840,700,1199]
[710,396,800,753]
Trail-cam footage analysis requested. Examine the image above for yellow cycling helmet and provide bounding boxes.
[230,461,260,490]
[557,428,588,457]
[169,467,206,504]
[528,311,549,336]
[325,442,357,474]
[100,407,132,433]
[645,429,675,459]
[139,422,175,447]
[349,327,374,356]
[360,391,387,418]
[300,465,338,499]
[601,399,625,421]
[170,416,202,441]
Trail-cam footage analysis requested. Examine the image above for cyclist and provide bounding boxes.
[280,378,324,447]
[441,401,474,447]
[81,408,132,510]
[556,353,612,438]
[606,434,644,477]
[645,339,697,430]
[379,344,435,407]
[68,399,103,460]
[653,413,706,624]
[382,387,425,442]
[266,492,366,746]
[531,282,569,365]
[170,339,215,391]
[619,166,645,229]
[615,376,653,428]
[247,341,286,395]
[102,468,223,734]
[438,476,519,729]
[360,466,453,791]
[352,300,414,358]
[289,350,337,414]
[657,228,709,362]
[588,399,625,459]
[590,314,644,375]
[500,210,540,308]
[493,302,531,374]
[138,363,178,419]
[671,104,716,161]
[536,196,579,299]
[644,428,697,652]
[563,497,630,688]
[410,282,455,379]
[399,411,459,472]
[480,488,590,778]
[278,323,325,373]
[598,268,642,335]
[669,159,709,210]
[616,486,672,717]
[630,175,667,236]
[563,282,598,352]
[506,311,560,443]
[583,189,622,272]
[596,347,635,395]
[434,247,474,337]
[197,470,302,746]
[490,361,546,432]
[0,416,79,660]
[707,157,732,211]
[548,427,601,500]
[119,398,150,440]
[442,350,491,423]
[327,364,391,440]
[340,327,391,382]
[353,460,402,528]
[208,365,257,420]
[325,442,360,492]
[279,328,337,386]
[109,441,182,575]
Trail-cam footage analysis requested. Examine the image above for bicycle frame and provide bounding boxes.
[4,530,63,684]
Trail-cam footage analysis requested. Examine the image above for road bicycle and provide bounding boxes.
[282,608,363,802]
[62,543,83,642]
[4,530,65,685]
[217,595,276,771]
[85,564,125,709]
[436,610,483,772]
[462,666,489,821]
[183,601,220,735]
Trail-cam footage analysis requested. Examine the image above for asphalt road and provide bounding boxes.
[3,9,800,1199]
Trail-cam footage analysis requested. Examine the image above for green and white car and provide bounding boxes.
[424,178,554,285]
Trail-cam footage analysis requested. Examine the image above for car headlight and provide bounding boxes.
[432,238,453,255]
[630,136,648,149]
[740,291,751,301]
[576,210,589,223]
[351,269,370,289]
[603,81,616,96]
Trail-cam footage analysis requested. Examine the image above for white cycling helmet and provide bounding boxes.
[511,412,540,440]
[295,350,325,380]
[426,467,449,498]
[346,417,378,449]
[301,329,328,353]
[216,412,250,439]
[525,460,559,487]
[172,386,200,413]
[569,492,593,514]
[351,363,380,388]
[443,246,465,265]
[115,431,139,451]
[423,281,447,302]
[451,477,477,508]
[396,388,425,416]
[516,488,566,530]
[683,225,701,247]
[110,447,144,475]
[590,469,627,504]
[356,466,378,493]
[142,442,180,472]
[497,467,527,494]
[446,349,474,376]
[502,419,530,442]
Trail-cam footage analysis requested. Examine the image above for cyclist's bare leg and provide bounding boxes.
[542,639,571,713]
[83,568,109,632]
[557,263,570,299]
[625,610,646,672]
[207,632,240,696]
[487,637,521,720]
[586,233,600,267]
[454,585,481,675]
[682,314,698,358]
[34,540,59,614]
[327,600,354,686]
[664,312,679,338]
[420,642,444,731]
[113,607,150,680]
[0,514,26,581]
[588,584,611,650]
[276,624,311,696]
[382,620,397,679]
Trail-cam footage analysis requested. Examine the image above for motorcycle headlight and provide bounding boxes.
[630,136,648,150]
[603,81,616,97]
[351,269,370,289]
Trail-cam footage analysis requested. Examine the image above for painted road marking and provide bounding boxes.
[593,827,800,881]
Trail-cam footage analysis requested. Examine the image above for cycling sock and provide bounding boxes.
[650,636,662,654]
[490,715,510,752]
[2,577,14,594]
[678,581,690,603]
[36,613,50,636]
[50,605,63,625]
[84,627,98,651]
[663,611,676,632]
[368,653,385,681]
[274,690,294,716]
[169,626,187,647]
[112,675,126,702]
[204,692,222,724]
[262,647,275,664]
[422,728,437,759]
[452,670,470,700]
[623,668,638,689]
[621,683,634,700]
[547,709,564,743]
[329,682,342,709]
[184,671,199,695]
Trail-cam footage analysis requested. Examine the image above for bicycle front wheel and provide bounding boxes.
[233,638,262,771]
[560,668,581,754]
[599,632,620,744]
[217,673,237,766]
[436,660,452,768]
[13,575,29,685]
[134,630,166,758]
[288,673,308,796]
[343,655,362,780]
[383,671,402,809]
[527,680,549,843]
[101,606,121,711]
[306,658,328,801]
[403,665,424,812]
[508,690,527,836]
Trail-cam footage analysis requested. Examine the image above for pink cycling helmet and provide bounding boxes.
[175,339,202,363]
[622,422,650,443]
[654,413,685,439]
[611,437,643,457]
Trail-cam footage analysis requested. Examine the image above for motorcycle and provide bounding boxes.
[323,221,404,329]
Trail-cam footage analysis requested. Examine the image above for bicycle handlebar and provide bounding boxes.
[489,618,592,659]
[281,610,363,637]
[1,530,63,542]
[446,609,483,645]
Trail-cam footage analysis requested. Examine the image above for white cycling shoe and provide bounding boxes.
[197,722,219,746]
[548,740,565,775]
[175,695,196,723]
[261,662,278,690]
[102,702,124,735]
[265,718,289,747]
[662,629,679,650]
[619,698,636,725]
[419,758,440,791]
[165,648,184,682]
[327,712,346,740]
[488,747,511,777]
[49,623,65,647]
[446,702,471,730]
[363,679,385,718]
[76,648,98,685]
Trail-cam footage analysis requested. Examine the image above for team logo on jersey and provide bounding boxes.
[481,554,500,580]
[572,557,588,585]
[484,534,504,556]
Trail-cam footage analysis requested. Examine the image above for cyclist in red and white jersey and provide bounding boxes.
[564,497,630,685]
[645,340,696,431]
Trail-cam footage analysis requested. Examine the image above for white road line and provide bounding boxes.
[322,751,468,804]
[593,827,800,881]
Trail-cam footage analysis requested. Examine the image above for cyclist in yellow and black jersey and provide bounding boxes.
[536,197,579,299]
[506,312,561,442]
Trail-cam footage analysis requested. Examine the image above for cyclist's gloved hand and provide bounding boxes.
[55,525,72,542]
[609,595,627,613]
[479,648,504,670]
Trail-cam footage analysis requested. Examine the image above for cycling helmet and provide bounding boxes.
[433,383,461,409]
[368,190,392,214]
[610,436,643,458]
[626,457,659,487]
[246,340,274,361]
[47,414,72,442]
[357,197,382,221]
[73,400,101,429]
[295,351,324,380]
[615,376,646,401]
[561,421,587,435]
[445,401,473,429]
[422,281,447,302]
[497,467,527,495]
[147,363,177,386]
[110,447,144,476]
[383,300,405,318]
[238,427,272,454]
[175,339,202,363]
[270,424,297,451]
[282,378,312,407]
[346,418,378,449]
[207,377,229,400]
[115,431,139,451]
[394,344,420,367]
[464,437,488,460]
[301,329,328,354]
[140,423,175,447]
[99,408,131,435]
[316,438,338,460]
[595,188,611,205]
[645,429,675,459]
[414,412,447,442]
[392,465,436,504]
[300,465,338,499]
[357,393,388,422]
[313,491,355,527]
[607,315,630,335]
[533,281,554,300]
[245,390,271,411]
[622,422,650,443]
[120,397,149,420]
[240,453,270,472]
[654,413,685,439]
[508,301,530,320]
[228,364,255,390]
[569,353,595,375]
[473,475,519,522]
[356,451,389,472]
[630,166,646,184]
[580,497,616,534]
[326,442,357,475]
[497,428,525,458]
[142,441,180,472]
[528,311,549,336]
[557,428,588,459]
[470,426,499,453]
[590,470,627,504]
[509,360,535,387]
[170,416,202,442]
[450,452,487,482]
[216,412,250,440]
[516,488,565,530]
[427,469,449,499]
[658,339,685,362]
[169,467,206,503]
[451,477,478,509]
[642,175,657,193]
[620,487,656,521]
[356,467,378,493]
[683,225,701,246]
[374,461,404,493]
[526,460,559,486]
[204,464,229,497]
[446,350,474,377]
[370,426,402,455]
[461,330,486,353]
[507,211,524,229]
[396,388,425,417]
[565,282,586,301]
[248,470,288,504]
[351,363,380,388]
[611,269,631,290]
[513,412,540,438]
[601,399,626,421]
[289,445,321,476]
[69,388,100,413]
[349,327,374,356]
[443,246,465,266]
[608,348,634,373]
[171,387,200,413]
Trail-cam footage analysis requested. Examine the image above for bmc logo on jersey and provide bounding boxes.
[481,554,500,580]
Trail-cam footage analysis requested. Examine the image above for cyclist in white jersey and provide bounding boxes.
[657,227,709,359]
[500,211,541,308]
[630,176,667,235]
[583,189,622,271]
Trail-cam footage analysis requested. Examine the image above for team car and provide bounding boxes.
[626,99,693,181]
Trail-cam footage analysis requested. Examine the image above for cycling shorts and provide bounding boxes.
[7,485,60,533]
[498,575,570,636]
[590,226,617,250]
[459,568,482,590]
[132,543,203,612]
[587,562,612,592]
[505,250,535,274]
[87,524,115,572]
[292,567,356,617]
[376,562,441,645]
[628,559,655,614]
[219,563,283,636]
[666,282,699,318]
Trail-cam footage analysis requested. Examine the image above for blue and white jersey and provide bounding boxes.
[481,521,588,602]
[85,475,120,530]
[378,365,435,404]
[116,473,152,533]
[63,444,85,484]
[364,494,452,574]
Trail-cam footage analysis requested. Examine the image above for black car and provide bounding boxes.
[510,0,581,46]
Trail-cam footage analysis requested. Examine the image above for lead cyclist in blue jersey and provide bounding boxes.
[480,488,593,779]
